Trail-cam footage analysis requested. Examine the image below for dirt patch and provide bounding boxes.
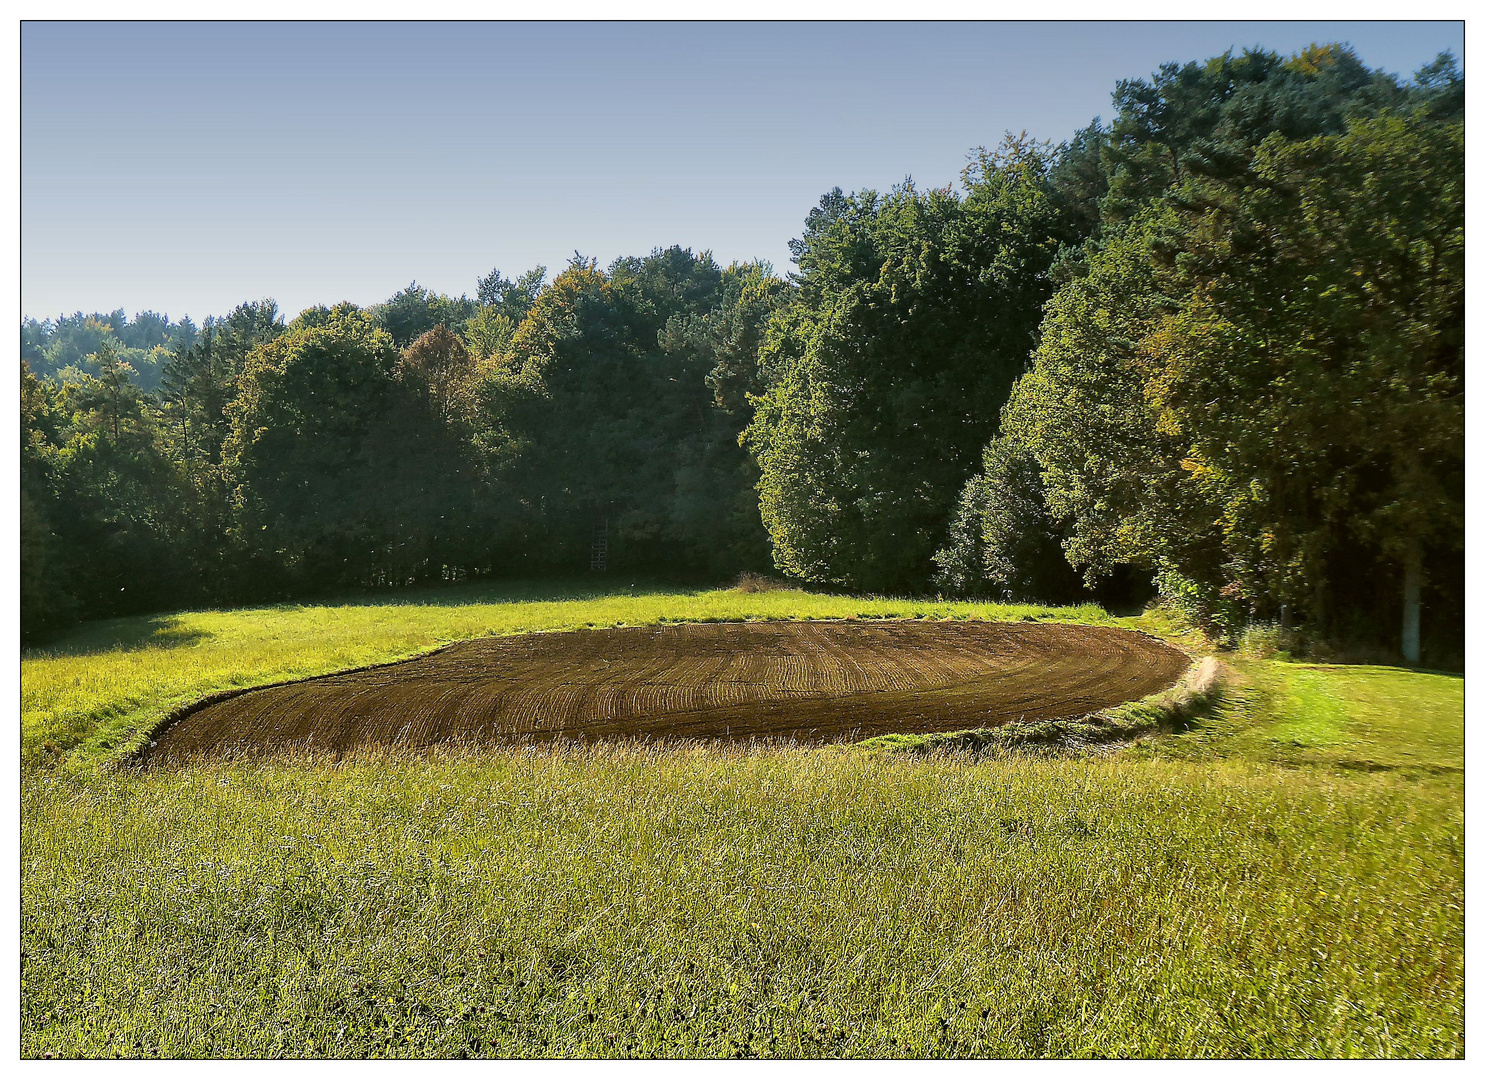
[143,620,1188,763]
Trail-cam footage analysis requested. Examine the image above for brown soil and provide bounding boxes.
[143,620,1188,763]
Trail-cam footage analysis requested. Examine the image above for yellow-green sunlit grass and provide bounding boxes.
[20,579,1110,768]
[19,586,1462,1058]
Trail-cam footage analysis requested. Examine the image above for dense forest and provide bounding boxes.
[20,45,1464,663]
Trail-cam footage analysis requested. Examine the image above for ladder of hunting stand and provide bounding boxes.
[590,518,608,572]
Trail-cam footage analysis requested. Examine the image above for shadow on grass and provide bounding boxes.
[306,576,718,611]
[24,615,217,660]
[22,577,728,660]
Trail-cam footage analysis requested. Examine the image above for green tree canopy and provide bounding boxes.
[1003,110,1463,639]
[745,137,1075,592]
[372,283,477,348]
[224,307,404,587]
[482,248,778,575]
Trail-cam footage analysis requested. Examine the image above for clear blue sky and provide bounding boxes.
[21,20,1465,324]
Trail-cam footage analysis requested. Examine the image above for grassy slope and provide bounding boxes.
[20,586,1463,1058]
[21,580,1109,769]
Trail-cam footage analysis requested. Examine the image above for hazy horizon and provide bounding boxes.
[22,19,1465,324]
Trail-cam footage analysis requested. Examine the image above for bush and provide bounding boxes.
[1235,622,1306,662]
[933,437,1084,603]
[733,571,791,593]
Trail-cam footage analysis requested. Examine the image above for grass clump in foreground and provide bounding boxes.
[20,579,1108,769]
[21,646,1463,1056]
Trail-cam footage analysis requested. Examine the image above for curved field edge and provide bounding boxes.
[860,655,1220,757]
[20,581,1115,770]
[142,622,1186,762]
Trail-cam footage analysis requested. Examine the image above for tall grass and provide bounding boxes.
[19,586,1463,1058]
[22,718,1462,1056]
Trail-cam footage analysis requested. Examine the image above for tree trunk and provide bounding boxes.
[1401,541,1423,666]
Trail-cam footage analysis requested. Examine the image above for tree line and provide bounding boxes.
[20,44,1463,662]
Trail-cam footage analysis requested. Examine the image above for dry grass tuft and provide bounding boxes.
[733,571,794,593]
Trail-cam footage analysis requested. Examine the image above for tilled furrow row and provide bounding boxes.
[144,620,1189,762]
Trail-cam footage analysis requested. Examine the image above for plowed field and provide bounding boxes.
[143,620,1187,762]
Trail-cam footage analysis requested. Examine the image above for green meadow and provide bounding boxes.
[20,583,1463,1058]
[20,580,1109,769]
